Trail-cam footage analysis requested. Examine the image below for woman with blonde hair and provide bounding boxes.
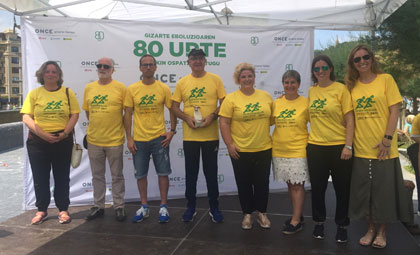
[345,44,410,248]
[21,61,80,225]
[219,62,273,230]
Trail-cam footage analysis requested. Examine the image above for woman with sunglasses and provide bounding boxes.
[345,45,410,248]
[21,61,80,225]
[307,55,354,243]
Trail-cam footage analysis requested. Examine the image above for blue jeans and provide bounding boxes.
[183,140,219,209]
[133,136,172,179]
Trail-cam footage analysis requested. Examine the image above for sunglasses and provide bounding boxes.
[96,64,111,69]
[140,63,156,67]
[313,65,329,72]
[353,54,371,63]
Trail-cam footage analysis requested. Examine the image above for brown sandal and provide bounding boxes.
[372,234,387,248]
[31,211,48,225]
[58,211,71,224]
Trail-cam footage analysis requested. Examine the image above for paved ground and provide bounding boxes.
[0,148,24,223]
[0,148,419,254]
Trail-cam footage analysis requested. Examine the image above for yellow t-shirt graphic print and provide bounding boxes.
[308,82,353,145]
[125,80,172,141]
[172,72,226,141]
[82,80,126,146]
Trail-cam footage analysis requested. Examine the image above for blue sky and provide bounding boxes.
[0,10,363,50]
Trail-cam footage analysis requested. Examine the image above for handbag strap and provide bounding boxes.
[65,87,76,142]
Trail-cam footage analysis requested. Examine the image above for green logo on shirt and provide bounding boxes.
[139,94,156,106]
[310,98,327,109]
[277,109,296,119]
[355,95,375,109]
[189,87,206,99]
[44,100,63,110]
[244,102,261,113]
[91,95,108,105]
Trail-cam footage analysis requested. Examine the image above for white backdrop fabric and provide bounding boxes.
[21,16,313,210]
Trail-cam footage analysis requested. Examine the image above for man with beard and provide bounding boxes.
[83,57,127,221]
[124,54,177,223]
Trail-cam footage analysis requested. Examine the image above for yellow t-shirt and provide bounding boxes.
[21,86,80,132]
[272,96,309,158]
[308,81,353,145]
[352,73,402,159]
[82,80,126,146]
[410,114,420,139]
[219,89,272,152]
[125,80,172,141]
[172,72,226,141]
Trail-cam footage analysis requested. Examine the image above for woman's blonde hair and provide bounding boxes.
[344,44,381,91]
[406,115,415,124]
[233,62,255,85]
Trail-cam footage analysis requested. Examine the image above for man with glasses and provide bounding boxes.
[172,48,226,223]
[124,54,177,223]
[83,57,127,222]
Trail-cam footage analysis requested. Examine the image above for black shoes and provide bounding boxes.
[85,207,104,221]
[336,226,348,243]
[313,223,325,239]
[115,208,126,222]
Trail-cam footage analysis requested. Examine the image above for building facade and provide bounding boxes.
[0,29,22,110]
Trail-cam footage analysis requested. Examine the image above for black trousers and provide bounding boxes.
[306,144,352,226]
[183,140,220,209]
[230,149,272,214]
[407,143,420,212]
[26,132,73,212]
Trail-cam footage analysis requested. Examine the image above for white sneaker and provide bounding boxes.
[159,205,170,223]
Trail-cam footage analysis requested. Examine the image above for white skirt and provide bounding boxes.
[272,157,309,184]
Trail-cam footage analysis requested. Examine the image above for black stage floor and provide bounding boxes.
[1,187,420,255]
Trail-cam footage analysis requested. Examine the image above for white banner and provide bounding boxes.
[21,16,313,210]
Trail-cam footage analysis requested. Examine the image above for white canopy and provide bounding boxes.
[0,0,407,30]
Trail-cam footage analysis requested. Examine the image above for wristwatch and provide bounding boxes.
[170,129,177,134]
[212,112,219,120]
[384,134,393,140]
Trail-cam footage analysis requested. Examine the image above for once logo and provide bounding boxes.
[95,31,104,41]
[250,36,259,46]
[82,182,93,188]
[285,64,293,71]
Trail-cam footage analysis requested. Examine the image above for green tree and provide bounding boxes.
[369,0,420,114]
[315,40,361,83]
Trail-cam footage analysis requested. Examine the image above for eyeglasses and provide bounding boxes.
[189,56,205,61]
[140,63,156,67]
[313,65,329,72]
[353,54,371,63]
[96,64,111,69]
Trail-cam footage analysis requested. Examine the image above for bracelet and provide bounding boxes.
[170,129,177,134]
[345,145,352,150]
[63,131,69,137]
[212,112,219,120]
[381,141,391,148]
